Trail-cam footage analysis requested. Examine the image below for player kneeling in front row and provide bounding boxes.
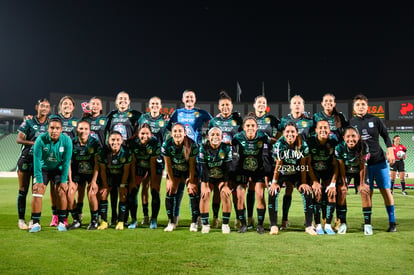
[335,126,373,235]
[29,117,73,233]
[67,119,101,230]
[199,127,233,234]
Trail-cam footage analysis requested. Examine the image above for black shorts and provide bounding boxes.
[278,174,302,188]
[17,156,33,173]
[72,174,93,185]
[390,161,405,172]
[106,174,125,188]
[345,173,360,186]
[313,170,334,182]
[235,169,265,185]
[36,169,62,186]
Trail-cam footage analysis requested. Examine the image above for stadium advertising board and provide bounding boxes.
[352,101,385,119]
[389,100,414,120]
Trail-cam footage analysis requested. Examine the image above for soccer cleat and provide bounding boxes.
[50,215,58,227]
[141,216,150,225]
[29,223,41,233]
[387,222,397,232]
[28,220,34,229]
[97,221,108,230]
[324,224,335,235]
[68,220,81,230]
[201,224,210,234]
[305,226,317,235]
[149,219,157,229]
[256,225,265,234]
[280,220,290,230]
[247,217,255,229]
[128,221,138,229]
[269,225,279,235]
[164,222,176,232]
[87,221,98,230]
[57,222,67,232]
[212,217,221,228]
[190,223,198,232]
[18,219,28,230]
[115,222,124,230]
[222,224,231,234]
[238,225,248,233]
[337,223,347,234]
[364,224,373,235]
[402,190,408,196]
[315,224,325,235]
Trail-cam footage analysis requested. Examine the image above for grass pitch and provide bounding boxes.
[1,178,413,274]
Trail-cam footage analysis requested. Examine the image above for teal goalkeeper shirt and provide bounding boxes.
[33,132,73,184]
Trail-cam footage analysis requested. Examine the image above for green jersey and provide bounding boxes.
[161,137,198,173]
[138,113,167,144]
[106,109,142,141]
[334,141,369,174]
[208,113,242,144]
[199,142,232,181]
[17,116,48,157]
[33,132,73,184]
[232,131,270,173]
[129,136,161,170]
[85,114,107,147]
[71,135,101,175]
[306,135,338,174]
[255,113,280,138]
[98,145,132,175]
[272,137,309,176]
[279,113,314,141]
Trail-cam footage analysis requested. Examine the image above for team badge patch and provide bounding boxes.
[368,122,374,128]
[59,147,64,153]
[99,119,105,125]
[219,152,226,159]
[147,148,153,154]
[120,157,126,163]
[302,121,307,127]
[265,117,271,124]
[194,112,199,118]
[159,121,164,127]
[257,141,263,148]
[72,121,77,127]
[127,112,132,118]
[231,120,237,126]
[88,147,95,154]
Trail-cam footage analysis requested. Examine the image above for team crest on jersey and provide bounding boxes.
[257,141,263,148]
[88,147,95,154]
[72,121,77,127]
[99,119,105,125]
[127,112,132,118]
[194,112,199,118]
[147,148,153,155]
[265,117,271,124]
[368,122,374,128]
[59,147,64,152]
[120,157,126,163]
[159,120,164,127]
[219,152,226,159]
[231,120,237,126]
[301,121,307,128]
[22,163,28,170]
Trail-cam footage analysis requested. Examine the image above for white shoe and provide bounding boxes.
[305,226,317,235]
[222,224,231,234]
[18,219,28,230]
[324,224,335,235]
[337,223,347,234]
[364,224,373,235]
[164,222,176,232]
[269,225,279,235]
[201,224,210,234]
[190,222,198,232]
[28,219,33,229]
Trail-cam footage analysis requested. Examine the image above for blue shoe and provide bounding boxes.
[128,221,137,229]
[324,225,335,235]
[149,219,157,229]
[29,223,41,233]
[57,222,67,232]
[316,226,325,235]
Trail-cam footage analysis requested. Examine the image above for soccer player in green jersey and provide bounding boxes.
[162,123,199,232]
[97,131,132,230]
[199,127,233,234]
[335,126,372,235]
[16,99,50,230]
[67,119,100,230]
[29,117,73,233]
[128,123,161,229]
[269,122,316,235]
